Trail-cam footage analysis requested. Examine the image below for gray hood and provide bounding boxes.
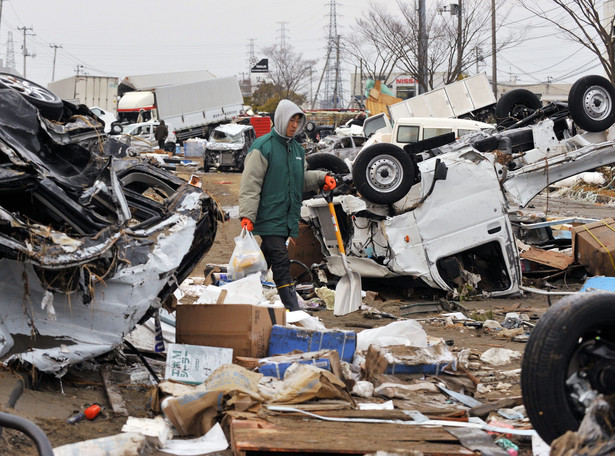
[273,99,306,138]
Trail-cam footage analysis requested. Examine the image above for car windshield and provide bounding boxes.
[209,129,244,144]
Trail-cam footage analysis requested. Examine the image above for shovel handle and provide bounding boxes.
[324,192,346,256]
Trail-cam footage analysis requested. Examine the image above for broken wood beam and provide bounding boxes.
[100,366,128,416]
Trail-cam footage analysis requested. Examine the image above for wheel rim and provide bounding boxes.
[365,154,403,193]
[0,74,57,102]
[565,328,615,418]
[582,85,612,121]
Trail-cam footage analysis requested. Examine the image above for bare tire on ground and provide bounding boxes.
[495,88,542,126]
[568,75,615,132]
[352,143,414,205]
[521,292,615,444]
[0,73,64,121]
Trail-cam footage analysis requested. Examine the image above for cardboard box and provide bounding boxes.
[259,358,331,379]
[364,344,455,379]
[268,325,356,362]
[176,304,286,358]
[572,218,615,276]
[164,343,233,385]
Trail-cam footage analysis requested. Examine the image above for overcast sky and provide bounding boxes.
[0,0,603,100]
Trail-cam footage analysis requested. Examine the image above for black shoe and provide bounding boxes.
[277,284,301,311]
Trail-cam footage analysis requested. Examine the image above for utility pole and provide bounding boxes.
[50,43,62,81]
[0,0,5,50]
[418,0,427,94]
[18,26,35,78]
[333,34,340,108]
[457,0,462,77]
[491,0,497,98]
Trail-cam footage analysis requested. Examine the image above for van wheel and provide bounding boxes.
[164,142,176,152]
[0,73,64,120]
[568,75,615,132]
[352,143,414,205]
[495,88,542,125]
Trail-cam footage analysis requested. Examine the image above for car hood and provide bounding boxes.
[207,142,244,151]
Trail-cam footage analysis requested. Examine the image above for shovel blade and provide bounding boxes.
[334,270,362,316]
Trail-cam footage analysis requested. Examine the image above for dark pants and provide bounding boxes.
[157,139,165,150]
[260,235,292,287]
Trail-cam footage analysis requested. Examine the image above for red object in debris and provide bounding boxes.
[249,116,272,138]
[215,181,232,184]
[84,404,101,420]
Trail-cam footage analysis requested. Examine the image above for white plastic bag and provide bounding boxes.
[227,228,268,279]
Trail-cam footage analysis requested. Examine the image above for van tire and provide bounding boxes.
[352,143,414,204]
[0,73,64,120]
[568,75,615,132]
[495,89,542,124]
[164,142,176,153]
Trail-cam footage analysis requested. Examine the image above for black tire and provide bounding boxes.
[305,121,316,132]
[303,153,349,200]
[164,142,176,153]
[568,75,615,132]
[306,153,350,174]
[0,73,64,120]
[352,143,415,204]
[521,292,615,444]
[495,88,542,123]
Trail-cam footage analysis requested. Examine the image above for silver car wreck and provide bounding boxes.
[0,74,220,374]
[301,75,615,297]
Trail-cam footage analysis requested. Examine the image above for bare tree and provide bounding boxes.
[517,0,615,84]
[261,44,317,101]
[344,7,402,83]
[347,0,524,91]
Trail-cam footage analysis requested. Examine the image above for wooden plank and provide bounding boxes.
[519,246,574,270]
[100,366,128,416]
[230,416,473,455]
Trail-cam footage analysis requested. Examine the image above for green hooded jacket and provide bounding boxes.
[239,100,326,238]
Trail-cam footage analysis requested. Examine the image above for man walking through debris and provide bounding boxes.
[154,120,168,150]
[239,99,336,311]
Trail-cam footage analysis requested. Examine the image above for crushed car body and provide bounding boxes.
[302,75,615,297]
[0,76,220,375]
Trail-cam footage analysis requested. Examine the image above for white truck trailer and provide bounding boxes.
[387,73,496,122]
[47,75,119,113]
[116,76,244,142]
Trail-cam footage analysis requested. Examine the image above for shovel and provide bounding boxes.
[324,191,362,316]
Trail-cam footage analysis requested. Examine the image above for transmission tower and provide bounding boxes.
[276,21,289,50]
[322,1,344,109]
[5,31,15,71]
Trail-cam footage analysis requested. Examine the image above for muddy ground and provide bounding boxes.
[0,161,602,455]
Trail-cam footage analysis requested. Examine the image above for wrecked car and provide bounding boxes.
[116,120,178,152]
[311,134,368,162]
[204,123,256,171]
[301,75,615,298]
[0,73,221,375]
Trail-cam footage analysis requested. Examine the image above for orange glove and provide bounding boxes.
[241,218,254,231]
[323,175,337,191]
